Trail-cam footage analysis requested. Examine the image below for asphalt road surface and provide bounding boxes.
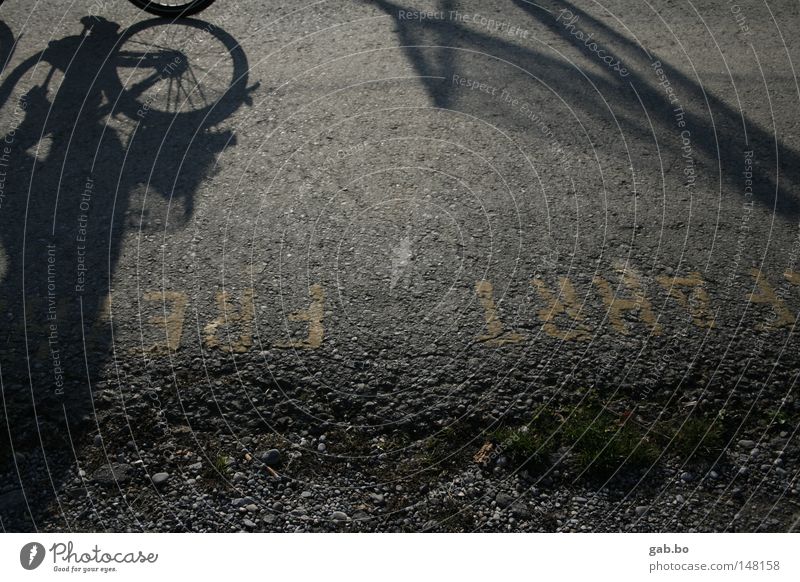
[0,0,799,532]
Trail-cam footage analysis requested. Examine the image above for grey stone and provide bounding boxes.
[635,505,648,516]
[258,449,281,467]
[92,463,134,486]
[495,492,515,508]
[331,511,349,521]
[151,472,170,486]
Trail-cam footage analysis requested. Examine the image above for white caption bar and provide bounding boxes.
[1,533,797,580]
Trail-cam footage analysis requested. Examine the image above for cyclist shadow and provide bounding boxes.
[0,16,251,530]
[0,21,15,76]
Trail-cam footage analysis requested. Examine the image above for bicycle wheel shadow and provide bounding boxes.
[0,15,252,531]
[370,0,800,218]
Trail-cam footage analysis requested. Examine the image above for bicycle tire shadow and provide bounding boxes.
[0,16,251,531]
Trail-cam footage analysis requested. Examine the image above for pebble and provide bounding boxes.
[331,511,349,521]
[635,506,648,516]
[92,463,134,486]
[258,449,281,467]
[152,472,170,486]
[495,492,515,508]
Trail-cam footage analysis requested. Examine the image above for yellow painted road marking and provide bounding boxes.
[749,269,794,330]
[531,277,591,341]
[593,262,663,335]
[142,291,188,355]
[274,284,325,349]
[6,264,797,360]
[656,272,715,328]
[475,280,526,346]
[204,288,255,353]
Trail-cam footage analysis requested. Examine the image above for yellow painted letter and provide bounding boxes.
[593,262,663,335]
[475,280,526,346]
[531,277,591,341]
[274,284,325,349]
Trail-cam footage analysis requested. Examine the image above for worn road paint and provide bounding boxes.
[593,262,663,336]
[656,272,715,328]
[8,267,797,357]
[475,280,526,346]
[531,276,591,341]
[275,284,325,349]
[203,288,255,353]
[750,268,795,330]
[142,291,188,355]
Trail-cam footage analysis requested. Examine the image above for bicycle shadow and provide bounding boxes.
[0,16,251,531]
[371,0,799,217]
[0,21,15,77]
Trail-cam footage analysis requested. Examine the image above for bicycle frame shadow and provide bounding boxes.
[0,16,251,531]
[370,0,800,218]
